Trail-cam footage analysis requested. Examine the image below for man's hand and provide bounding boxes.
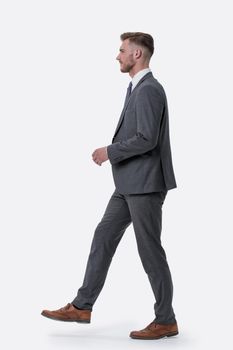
[92,146,109,166]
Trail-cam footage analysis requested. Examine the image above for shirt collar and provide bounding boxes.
[131,68,151,91]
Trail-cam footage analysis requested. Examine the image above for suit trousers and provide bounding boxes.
[72,189,176,324]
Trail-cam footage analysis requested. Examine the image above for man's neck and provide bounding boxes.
[129,65,150,78]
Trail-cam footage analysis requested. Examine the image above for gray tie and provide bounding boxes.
[124,81,133,106]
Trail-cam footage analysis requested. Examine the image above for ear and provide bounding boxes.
[134,48,142,59]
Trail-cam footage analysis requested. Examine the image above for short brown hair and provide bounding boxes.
[120,32,154,57]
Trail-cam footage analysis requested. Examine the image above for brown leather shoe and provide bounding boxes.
[130,321,178,340]
[41,303,91,323]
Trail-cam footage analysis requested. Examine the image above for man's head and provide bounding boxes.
[116,32,154,76]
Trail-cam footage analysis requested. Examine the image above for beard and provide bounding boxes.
[120,61,134,73]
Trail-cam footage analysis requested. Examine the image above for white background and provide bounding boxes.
[0,0,233,349]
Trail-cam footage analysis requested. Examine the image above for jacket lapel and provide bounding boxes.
[113,72,152,138]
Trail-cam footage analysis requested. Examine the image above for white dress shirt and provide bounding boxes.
[131,68,151,91]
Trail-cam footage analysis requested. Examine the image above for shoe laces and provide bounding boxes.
[146,322,157,331]
[59,303,71,311]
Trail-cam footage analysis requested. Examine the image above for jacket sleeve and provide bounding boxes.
[107,85,164,165]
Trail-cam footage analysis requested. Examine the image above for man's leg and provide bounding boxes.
[72,190,132,310]
[126,191,176,324]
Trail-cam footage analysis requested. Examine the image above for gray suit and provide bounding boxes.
[107,72,177,194]
[72,72,177,324]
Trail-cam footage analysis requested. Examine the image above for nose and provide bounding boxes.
[116,54,120,61]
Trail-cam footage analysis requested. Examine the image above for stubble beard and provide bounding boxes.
[120,61,134,73]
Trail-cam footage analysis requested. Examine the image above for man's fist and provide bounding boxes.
[92,146,109,166]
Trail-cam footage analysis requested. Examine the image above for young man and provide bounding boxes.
[42,32,178,340]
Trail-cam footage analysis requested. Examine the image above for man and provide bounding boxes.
[41,32,178,340]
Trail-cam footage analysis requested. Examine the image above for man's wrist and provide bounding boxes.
[105,146,109,158]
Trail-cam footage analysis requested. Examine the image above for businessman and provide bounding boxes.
[42,32,178,340]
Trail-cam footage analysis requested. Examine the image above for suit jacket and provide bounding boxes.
[107,72,177,194]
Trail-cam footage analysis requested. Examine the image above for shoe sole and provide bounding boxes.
[130,331,179,340]
[41,312,90,323]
